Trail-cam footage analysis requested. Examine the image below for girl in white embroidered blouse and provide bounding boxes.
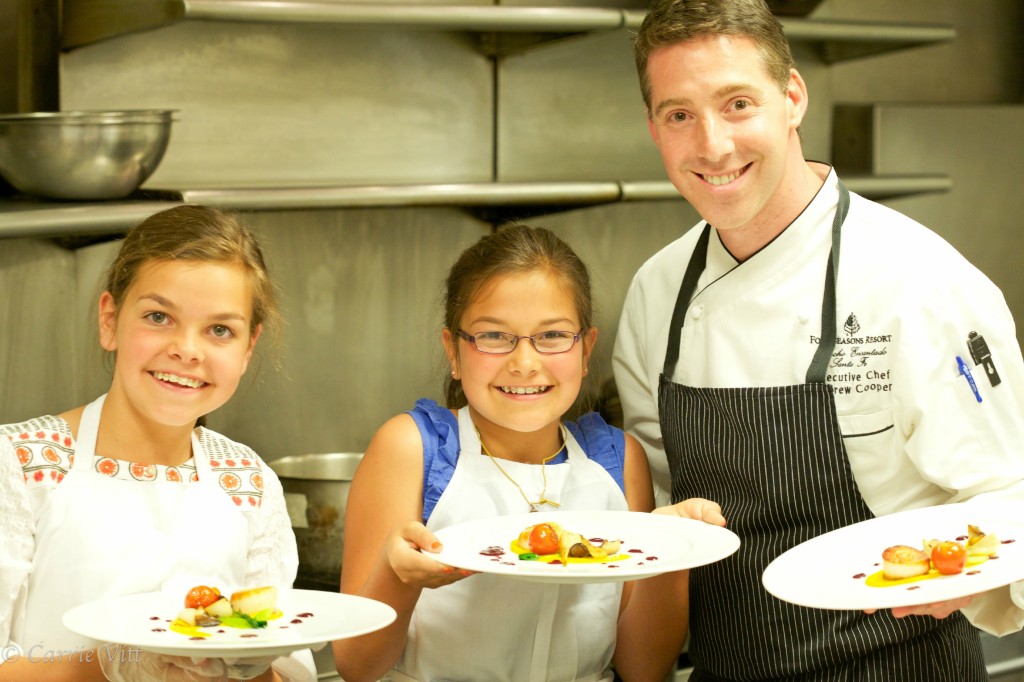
[0,206,311,682]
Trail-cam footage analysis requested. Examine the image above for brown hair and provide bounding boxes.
[443,224,594,409]
[634,0,794,112]
[104,205,281,350]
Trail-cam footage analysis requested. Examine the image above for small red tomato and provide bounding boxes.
[528,524,560,556]
[931,541,967,575]
[185,585,221,609]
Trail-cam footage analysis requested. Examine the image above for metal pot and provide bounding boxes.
[269,452,362,589]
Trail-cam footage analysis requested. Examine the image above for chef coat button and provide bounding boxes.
[691,305,704,319]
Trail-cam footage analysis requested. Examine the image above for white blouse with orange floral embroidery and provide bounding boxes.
[0,414,299,651]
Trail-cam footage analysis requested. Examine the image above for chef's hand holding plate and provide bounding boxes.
[387,521,476,589]
[865,593,978,620]
[653,497,727,528]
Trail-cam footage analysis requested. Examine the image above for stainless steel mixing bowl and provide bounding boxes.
[0,110,175,200]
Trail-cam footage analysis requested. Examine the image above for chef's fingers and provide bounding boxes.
[653,497,727,526]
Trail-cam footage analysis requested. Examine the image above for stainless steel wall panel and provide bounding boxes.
[497,28,659,182]
[206,208,486,458]
[0,240,79,422]
[834,104,1024,347]
[60,23,494,189]
[497,33,833,184]
[823,0,1024,105]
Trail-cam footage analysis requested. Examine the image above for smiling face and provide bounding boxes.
[646,33,811,245]
[443,269,596,450]
[99,259,260,430]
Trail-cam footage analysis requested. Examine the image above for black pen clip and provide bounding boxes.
[967,331,1001,387]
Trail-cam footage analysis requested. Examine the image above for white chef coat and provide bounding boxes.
[395,406,628,682]
[613,167,1024,635]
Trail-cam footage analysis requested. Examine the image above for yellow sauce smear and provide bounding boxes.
[509,539,629,564]
[169,609,283,638]
[865,554,990,588]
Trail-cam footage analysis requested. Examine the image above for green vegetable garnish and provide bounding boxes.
[518,552,539,561]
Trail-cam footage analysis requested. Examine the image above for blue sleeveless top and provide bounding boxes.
[408,398,627,522]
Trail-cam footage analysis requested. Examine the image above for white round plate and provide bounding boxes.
[428,509,740,584]
[62,589,396,658]
[762,500,1024,610]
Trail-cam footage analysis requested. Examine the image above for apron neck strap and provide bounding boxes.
[661,179,850,384]
[663,223,712,379]
[73,393,207,476]
[805,180,849,383]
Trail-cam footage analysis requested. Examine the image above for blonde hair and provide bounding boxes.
[443,224,594,409]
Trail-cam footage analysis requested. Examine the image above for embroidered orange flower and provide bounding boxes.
[166,467,182,482]
[42,446,61,464]
[219,472,241,491]
[231,496,242,506]
[130,463,157,481]
[96,458,119,476]
[190,471,200,483]
[250,472,263,491]
[15,446,31,466]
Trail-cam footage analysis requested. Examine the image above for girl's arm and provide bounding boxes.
[332,414,464,682]
[612,433,695,682]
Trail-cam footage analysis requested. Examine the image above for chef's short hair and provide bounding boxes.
[634,0,795,112]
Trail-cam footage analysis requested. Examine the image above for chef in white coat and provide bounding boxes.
[612,1,1024,680]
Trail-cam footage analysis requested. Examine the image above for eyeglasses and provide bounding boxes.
[456,329,584,355]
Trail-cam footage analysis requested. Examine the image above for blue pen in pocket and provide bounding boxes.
[956,355,983,403]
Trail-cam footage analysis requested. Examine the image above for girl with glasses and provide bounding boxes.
[334,224,724,682]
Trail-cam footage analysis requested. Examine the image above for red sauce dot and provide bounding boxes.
[967,570,981,575]
[628,549,644,554]
[853,573,866,579]
[907,586,921,591]
[189,637,204,640]
[549,560,564,565]
[297,612,314,618]
[1002,539,1016,545]
[149,616,160,620]
[151,628,166,632]
[646,556,659,561]
[290,619,303,624]
[241,634,258,638]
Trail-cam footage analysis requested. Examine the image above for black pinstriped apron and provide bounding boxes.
[657,182,987,681]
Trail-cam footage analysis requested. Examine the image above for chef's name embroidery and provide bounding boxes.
[807,312,893,395]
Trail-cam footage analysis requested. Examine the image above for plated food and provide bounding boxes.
[762,502,1024,610]
[62,589,398,658]
[173,584,282,637]
[514,522,626,565]
[875,524,1001,585]
[430,510,741,584]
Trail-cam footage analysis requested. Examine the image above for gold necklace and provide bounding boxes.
[478,432,564,512]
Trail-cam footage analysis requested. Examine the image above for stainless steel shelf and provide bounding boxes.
[62,1,954,62]
[0,175,951,239]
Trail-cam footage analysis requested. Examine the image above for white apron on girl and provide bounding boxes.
[17,394,251,650]
[395,406,629,682]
